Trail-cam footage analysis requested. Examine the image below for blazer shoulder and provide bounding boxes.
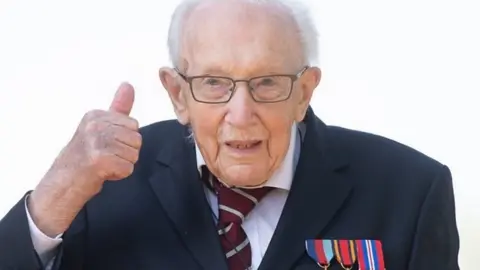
[136,119,189,152]
[323,125,454,210]
[325,125,448,182]
[139,119,188,143]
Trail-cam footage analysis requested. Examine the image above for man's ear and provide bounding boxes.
[159,67,190,125]
[294,67,321,122]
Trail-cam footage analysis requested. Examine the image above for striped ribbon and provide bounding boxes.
[305,239,334,268]
[333,240,357,269]
[355,240,385,270]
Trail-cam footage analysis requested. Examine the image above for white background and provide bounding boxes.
[0,0,478,268]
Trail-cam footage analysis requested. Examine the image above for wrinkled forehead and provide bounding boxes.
[180,0,304,77]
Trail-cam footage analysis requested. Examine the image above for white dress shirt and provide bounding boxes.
[26,124,300,270]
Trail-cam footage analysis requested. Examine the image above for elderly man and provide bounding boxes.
[0,0,459,269]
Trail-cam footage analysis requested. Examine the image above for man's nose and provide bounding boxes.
[224,84,256,128]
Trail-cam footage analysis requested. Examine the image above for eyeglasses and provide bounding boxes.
[175,66,309,104]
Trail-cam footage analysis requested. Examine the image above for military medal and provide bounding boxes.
[333,240,357,270]
[305,239,334,269]
[355,239,385,270]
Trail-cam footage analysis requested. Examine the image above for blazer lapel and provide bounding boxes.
[259,109,353,270]
[148,126,228,270]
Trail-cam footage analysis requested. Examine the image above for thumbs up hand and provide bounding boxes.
[29,82,143,237]
[89,82,142,181]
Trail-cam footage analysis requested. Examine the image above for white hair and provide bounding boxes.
[167,0,320,68]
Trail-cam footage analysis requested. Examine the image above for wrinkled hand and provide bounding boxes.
[58,82,141,189]
[29,82,142,236]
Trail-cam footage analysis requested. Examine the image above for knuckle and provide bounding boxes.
[116,161,134,179]
[130,118,140,130]
[133,132,143,148]
[84,109,104,121]
[131,150,140,163]
[125,164,134,175]
[84,119,104,134]
[120,145,139,164]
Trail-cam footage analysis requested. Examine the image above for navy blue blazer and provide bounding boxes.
[0,107,460,270]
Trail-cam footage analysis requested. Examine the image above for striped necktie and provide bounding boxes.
[202,166,273,270]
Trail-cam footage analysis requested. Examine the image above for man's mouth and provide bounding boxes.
[225,140,262,149]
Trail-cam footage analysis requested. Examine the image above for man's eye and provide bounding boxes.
[259,78,276,85]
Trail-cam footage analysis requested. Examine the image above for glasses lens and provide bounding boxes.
[191,77,234,102]
[249,76,292,101]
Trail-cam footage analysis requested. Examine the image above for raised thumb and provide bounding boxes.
[109,82,135,115]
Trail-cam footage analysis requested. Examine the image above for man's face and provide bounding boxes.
[161,0,320,187]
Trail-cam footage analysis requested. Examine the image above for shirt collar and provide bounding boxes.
[195,123,299,191]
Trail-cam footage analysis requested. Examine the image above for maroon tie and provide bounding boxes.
[202,166,272,270]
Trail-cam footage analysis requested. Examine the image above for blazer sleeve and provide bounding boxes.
[0,193,88,270]
[407,165,460,270]
[0,192,43,270]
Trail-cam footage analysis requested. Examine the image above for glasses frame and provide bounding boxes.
[175,66,309,104]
